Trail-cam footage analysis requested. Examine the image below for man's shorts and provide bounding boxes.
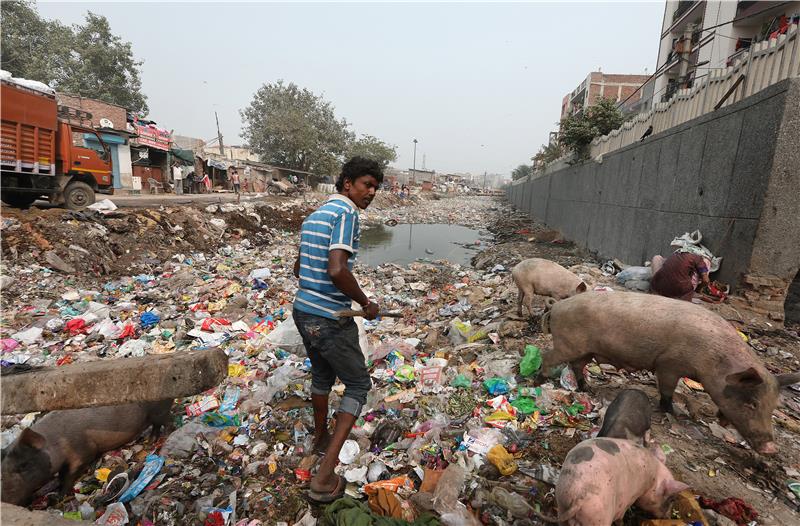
[293,309,371,416]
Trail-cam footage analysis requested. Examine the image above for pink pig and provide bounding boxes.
[554,438,688,525]
[511,258,587,317]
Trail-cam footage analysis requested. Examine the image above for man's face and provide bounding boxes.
[344,175,380,209]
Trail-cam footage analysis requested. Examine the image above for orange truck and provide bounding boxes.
[0,77,114,209]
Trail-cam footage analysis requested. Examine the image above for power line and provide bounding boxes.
[617,1,791,108]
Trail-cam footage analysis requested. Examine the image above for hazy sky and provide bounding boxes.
[38,1,664,175]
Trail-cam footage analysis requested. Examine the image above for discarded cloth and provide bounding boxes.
[320,497,440,526]
[670,230,721,272]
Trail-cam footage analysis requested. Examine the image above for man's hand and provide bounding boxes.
[362,301,379,320]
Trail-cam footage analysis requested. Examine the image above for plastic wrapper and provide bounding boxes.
[159,422,221,458]
[363,475,415,496]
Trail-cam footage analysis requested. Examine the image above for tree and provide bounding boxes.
[512,164,533,180]
[532,142,563,168]
[241,80,353,175]
[559,97,624,158]
[0,2,149,114]
[1,1,73,85]
[346,134,397,169]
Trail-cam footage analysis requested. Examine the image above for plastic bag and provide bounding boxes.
[510,397,538,415]
[519,344,542,377]
[160,422,221,458]
[433,463,466,514]
[489,486,532,518]
[616,266,652,284]
[265,314,305,355]
[487,444,517,476]
[483,377,509,395]
[450,373,472,389]
[95,502,129,526]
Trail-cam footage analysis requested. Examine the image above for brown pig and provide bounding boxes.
[1,400,173,505]
[553,438,689,525]
[511,258,587,317]
[539,291,800,454]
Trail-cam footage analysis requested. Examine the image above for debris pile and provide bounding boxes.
[1,196,799,525]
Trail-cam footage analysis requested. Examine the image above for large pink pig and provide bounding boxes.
[554,438,688,525]
[539,291,800,454]
[511,258,587,317]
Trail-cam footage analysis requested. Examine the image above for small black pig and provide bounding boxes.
[597,389,652,445]
[1,400,173,505]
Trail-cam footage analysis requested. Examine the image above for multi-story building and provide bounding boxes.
[560,71,651,119]
[653,0,800,103]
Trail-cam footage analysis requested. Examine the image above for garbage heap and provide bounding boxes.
[1,196,792,526]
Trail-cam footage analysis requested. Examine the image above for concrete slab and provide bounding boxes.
[1,503,92,525]
[1,349,228,415]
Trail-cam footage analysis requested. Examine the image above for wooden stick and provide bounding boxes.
[336,309,404,318]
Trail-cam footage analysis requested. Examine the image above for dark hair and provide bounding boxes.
[335,156,384,191]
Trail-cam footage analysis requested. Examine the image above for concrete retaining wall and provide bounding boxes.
[508,78,800,317]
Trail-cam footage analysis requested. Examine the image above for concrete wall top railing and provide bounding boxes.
[590,23,800,160]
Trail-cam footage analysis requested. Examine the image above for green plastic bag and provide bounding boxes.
[519,345,542,377]
[450,374,472,389]
[510,397,538,415]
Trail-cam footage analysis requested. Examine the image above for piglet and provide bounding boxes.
[511,258,587,318]
[553,438,688,525]
[1,400,173,505]
[597,389,652,445]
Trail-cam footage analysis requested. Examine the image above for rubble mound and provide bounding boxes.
[0,201,312,278]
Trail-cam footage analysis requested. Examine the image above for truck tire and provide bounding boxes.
[1,192,38,208]
[64,181,95,210]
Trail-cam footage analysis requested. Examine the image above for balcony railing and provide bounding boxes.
[589,23,799,159]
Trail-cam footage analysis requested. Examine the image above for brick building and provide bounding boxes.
[560,72,650,119]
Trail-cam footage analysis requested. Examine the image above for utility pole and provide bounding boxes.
[483,170,487,191]
[412,138,418,187]
[215,111,224,155]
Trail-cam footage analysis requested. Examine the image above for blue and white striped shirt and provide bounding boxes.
[294,194,360,319]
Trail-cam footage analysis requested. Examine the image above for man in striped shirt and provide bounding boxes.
[292,157,383,502]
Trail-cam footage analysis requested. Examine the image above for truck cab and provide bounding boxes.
[1,77,115,209]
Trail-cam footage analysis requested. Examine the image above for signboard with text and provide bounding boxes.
[131,119,171,151]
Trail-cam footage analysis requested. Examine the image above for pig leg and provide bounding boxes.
[655,370,681,413]
[521,284,536,318]
[516,288,524,317]
[570,357,592,391]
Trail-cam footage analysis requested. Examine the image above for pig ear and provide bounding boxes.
[576,282,587,293]
[776,372,800,387]
[725,367,764,387]
[661,479,690,498]
[19,428,46,450]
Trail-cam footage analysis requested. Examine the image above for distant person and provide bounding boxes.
[650,252,710,301]
[243,177,250,193]
[172,162,183,195]
[230,166,240,193]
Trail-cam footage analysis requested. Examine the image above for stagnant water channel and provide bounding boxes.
[358,223,484,266]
